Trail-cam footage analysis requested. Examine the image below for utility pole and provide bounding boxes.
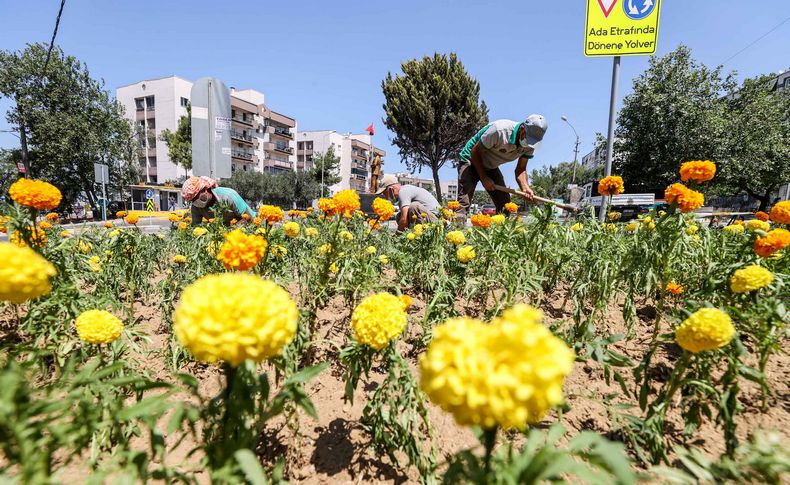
[561,115,581,184]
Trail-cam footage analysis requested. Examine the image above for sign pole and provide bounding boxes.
[599,55,621,222]
[208,79,214,179]
[101,172,107,221]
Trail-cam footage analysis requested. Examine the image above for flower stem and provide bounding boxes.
[482,426,497,476]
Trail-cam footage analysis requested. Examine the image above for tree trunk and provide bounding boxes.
[745,185,774,212]
[431,162,443,204]
[17,106,30,178]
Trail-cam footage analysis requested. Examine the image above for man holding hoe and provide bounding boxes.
[455,115,548,220]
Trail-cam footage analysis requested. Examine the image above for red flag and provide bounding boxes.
[366,123,374,136]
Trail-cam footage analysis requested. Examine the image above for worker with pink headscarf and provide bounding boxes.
[181,176,255,226]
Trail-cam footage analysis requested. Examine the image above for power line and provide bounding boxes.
[721,15,790,65]
[41,0,66,78]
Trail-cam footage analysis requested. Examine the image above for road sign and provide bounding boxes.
[93,163,109,184]
[146,199,155,212]
[17,162,26,174]
[584,0,661,57]
[191,77,232,180]
[145,189,154,199]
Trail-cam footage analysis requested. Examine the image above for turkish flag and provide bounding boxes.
[366,123,374,136]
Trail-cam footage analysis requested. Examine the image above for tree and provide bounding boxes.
[382,53,488,203]
[716,75,790,211]
[530,161,603,200]
[224,170,321,209]
[159,104,192,178]
[614,45,734,192]
[0,43,138,209]
[0,149,21,199]
[308,146,341,194]
[472,190,492,207]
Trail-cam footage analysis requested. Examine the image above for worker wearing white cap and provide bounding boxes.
[455,115,548,219]
[376,174,440,232]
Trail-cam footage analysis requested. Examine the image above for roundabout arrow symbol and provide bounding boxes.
[641,0,654,13]
[628,0,639,15]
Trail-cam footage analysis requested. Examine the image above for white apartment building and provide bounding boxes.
[116,75,297,184]
[296,131,385,194]
[440,180,459,200]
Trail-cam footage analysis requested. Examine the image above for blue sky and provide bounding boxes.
[1,0,789,186]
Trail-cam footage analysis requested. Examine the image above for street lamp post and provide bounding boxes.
[561,116,581,185]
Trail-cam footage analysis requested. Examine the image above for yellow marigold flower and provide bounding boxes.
[339,230,354,241]
[193,227,208,237]
[406,232,416,241]
[60,230,72,238]
[675,308,734,353]
[723,224,744,235]
[419,305,574,429]
[570,222,583,232]
[207,241,219,257]
[283,221,300,238]
[0,243,56,303]
[400,294,413,310]
[608,211,621,221]
[665,183,704,213]
[368,218,382,230]
[456,245,476,263]
[471,213,492,229]
[598,175,625,196]
[174,274,297,366]
[178,221,188,231]
[503,202,518,214]
[372,197,395,221]
[271,245,287,257]
[769,201,790,225]
[351,293,408,351]
[172,254,187,264]
[665,282,684,295]
[0,215,10,234]
[603,223,618,233]
[755,211,770,222]
[746,219,771,232]
[258,205,284,225]
[168,213,180,223]
[754,229,790,258]
[319,243,333,255]
[317,197,337,216]
[89,255,102,272]
[491,214,506,225]
[216,229,268,271]
[157,233,165,240]
[730,265,774,293]
[378,254,389,264]
[440,208,455,220]
[108,229,121,237]
[9,178,62,210]
[305,227,319,238]
[332,189,361,218]
[446,230,466,246]
[447,200,461,211]
[679,160,716,183]
[125,213,139,225]
[38,220,52,231]
[75,309,123,345]
[625,222,638,232]
[11,227,47,248]
[329,262,339,273]
[365,245,377,254]
[658,210,667,217]
[76,240,92,254]
[413,224,426,237]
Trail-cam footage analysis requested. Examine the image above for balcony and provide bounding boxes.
[231,129,254,144]
[271,126,293,139]
[232,115,254,126]
[146,104,156,111]
[264,159,293,170]
[273,144,293,155]
[231,150,254,161]
[351,167,368,177]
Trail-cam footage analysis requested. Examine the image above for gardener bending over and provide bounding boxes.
[376,174,440,232]
[181,176,255,226]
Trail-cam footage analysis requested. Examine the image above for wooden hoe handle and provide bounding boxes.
[493,185,579,213]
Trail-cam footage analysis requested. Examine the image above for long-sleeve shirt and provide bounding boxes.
[191,187,255,225]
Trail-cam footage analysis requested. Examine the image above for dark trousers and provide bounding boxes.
[456,162,511,219]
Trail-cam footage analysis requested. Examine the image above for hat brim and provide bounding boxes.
[526,135,543,149]
[374,184,391,195]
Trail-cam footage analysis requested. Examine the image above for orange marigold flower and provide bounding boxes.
[10,226,47,248]
[9,178,62,210]
[664,183,704,213]
[471,213,492,229]
[257,205,284,225]
[318,197,337,216]
[679,160,716,184]
[755,211,769,222]
[665,282,684,295]
[372,197,395,221]
[216,229,268,271]
[103,222,113,229]
[769,201,790,225]
[242,212,252,221]
[597,176,625,196]
[38,220,52,231]
[168,213,181,223]
[116,210,127,218]
[332,189,361,218]
[45,212,59,222]
[754,228,790,258]
[253,217,262,226]
[125,213,139,225]
[447,200,460,211]
[367,218,381,230]
[504,202,518,214]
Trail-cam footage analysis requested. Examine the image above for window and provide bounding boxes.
[149,157,157,167]
[145,96,155,110]
[298,142,304,150]
[180,97,189,107]
[135,98,144,111]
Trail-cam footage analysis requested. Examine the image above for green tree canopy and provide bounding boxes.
[613,45,734,193]
[530,161,603,200]
[224,169,320,209]
[308,146,341,194]
[382,52,488,202]
[159,104,192,179]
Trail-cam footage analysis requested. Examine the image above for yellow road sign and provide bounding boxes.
[146,199,155,212]
[585,0,661,57]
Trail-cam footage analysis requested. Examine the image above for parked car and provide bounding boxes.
[481,204,496,216]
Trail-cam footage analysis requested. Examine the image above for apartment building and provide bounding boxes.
[297,131,385,194]
[116,75,297,184]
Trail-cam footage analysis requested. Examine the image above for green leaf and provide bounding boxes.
[234,449,269,485]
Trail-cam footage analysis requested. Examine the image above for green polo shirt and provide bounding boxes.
[459,119,534,169]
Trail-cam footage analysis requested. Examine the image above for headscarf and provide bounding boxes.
[181,176,217,202]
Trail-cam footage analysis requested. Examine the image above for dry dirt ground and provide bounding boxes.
[7,286,790,484]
